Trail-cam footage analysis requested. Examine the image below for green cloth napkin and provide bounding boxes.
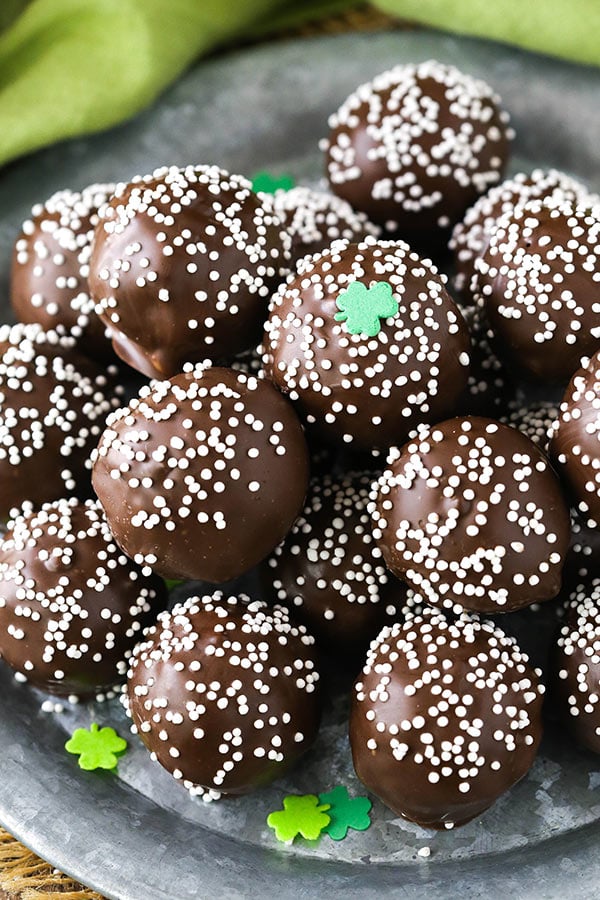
[0,0,598,169]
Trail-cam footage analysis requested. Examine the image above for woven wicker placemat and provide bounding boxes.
[0,9,406,899]
[0,830,104,899]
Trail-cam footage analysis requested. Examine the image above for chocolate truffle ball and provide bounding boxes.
[323,60,512,237]
[475,200,600,383]
[92,363,309,582]
[0,324,123,520]
[553,582,600,753]
[125,593,320,799]
[263,237,471,451]
[550,350,600,527]
[371,416,571,613]
[11,184,115,362]
[449,169,592,298]
[259,186,380,264]
[263,471,406,651]
[350,612,544,828]
[0,497,166,696]
[89,164,291,379]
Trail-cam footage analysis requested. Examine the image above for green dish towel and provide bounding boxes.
[0,0,598,169]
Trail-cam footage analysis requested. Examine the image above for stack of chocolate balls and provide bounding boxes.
[1,57,600,828]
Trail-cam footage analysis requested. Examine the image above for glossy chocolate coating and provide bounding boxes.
[11,184,116,362]
[263,237,471,451]
[324,61,511,237]
[0,324,123,519]
[260,186,379,264]
[550,350,600,527]
[476,200,600,383]
[125,593,320,799]
[449,168,592,299]
[92,364,309,582]
[0,497,166,696]
[263,471,407,651]
[89,164,291,379]
[371,416,571,613]
[350,612,544,828]
[553,582,600,754]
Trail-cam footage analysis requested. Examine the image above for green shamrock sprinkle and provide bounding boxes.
[319,786,372,841]
[65,723,127,771]
[251,171,295,194]
[267,794,331,843]
[334,280,398,337]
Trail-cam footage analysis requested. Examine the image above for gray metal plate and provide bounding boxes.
[0,29,599,900]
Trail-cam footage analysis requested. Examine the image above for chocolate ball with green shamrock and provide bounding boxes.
[262,237,471,451]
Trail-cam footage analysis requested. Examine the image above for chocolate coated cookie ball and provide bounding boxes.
[125,593,320,799]
[371,417,570,613]
[263,237,471,450]
[89,164,291,378]
[259,186,379,264]
[0,324,123,519]
[350,612,544,828]
[263,471,405,651]
[323,60,512,237]
[450,169,592,298]
[0,497,166,696]
[92,363,309,582]
[11,184,115,361]
[475,200,600,383]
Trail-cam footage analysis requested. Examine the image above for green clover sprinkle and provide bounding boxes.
[251,171,295,194]
[319,786,372,841]
[267,794,331,843]
[65,723,127,771]
[334,280,398,337]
